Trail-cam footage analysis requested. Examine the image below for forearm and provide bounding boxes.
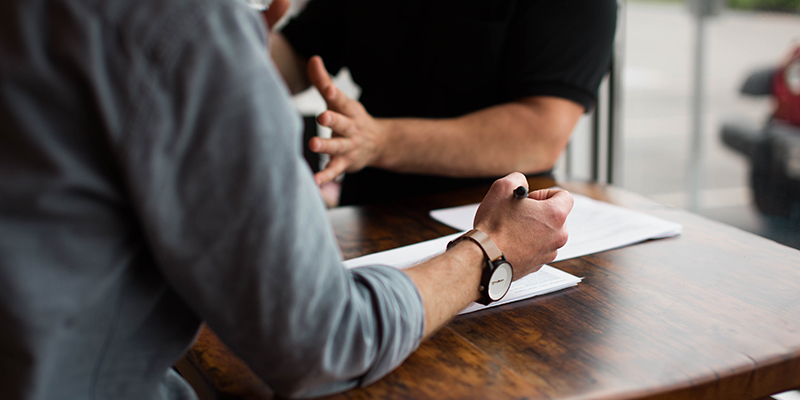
[373,97,583,177]
[403,240,484,338]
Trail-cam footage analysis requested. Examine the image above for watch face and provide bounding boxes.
[487,262,513,301]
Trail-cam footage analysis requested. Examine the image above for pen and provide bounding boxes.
[513,186,528,199]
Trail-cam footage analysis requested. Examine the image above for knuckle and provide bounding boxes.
[488,179,503,194]
[343,124,357,137]
[344,104,362,118]
[557,208,570,224]
[555,229,569,249]
[549,206,569,225]
[508,171,525,181]
[491,176,515,193]
[564,193,575,210]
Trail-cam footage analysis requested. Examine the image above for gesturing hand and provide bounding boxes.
[306,56,386,186]
[474,173,573,280]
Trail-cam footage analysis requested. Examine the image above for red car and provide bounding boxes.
[722,44,800,220]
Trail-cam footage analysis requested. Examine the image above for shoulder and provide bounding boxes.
[91,0,266,67]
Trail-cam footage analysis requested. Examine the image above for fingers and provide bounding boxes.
[471,173,575,280]
[487,172,528,199]
[537,189,574,218]
[528,188,559,201]
[488,174,573,215]
[309,136,350,155]
[539,191,572,250]
[307,56,352,113]
[549,189,575,212]
[307,56,333,93]
[503,172,528,190]
[317,110,355,136]
[314,157,349,186]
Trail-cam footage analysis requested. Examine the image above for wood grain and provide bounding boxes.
[182,326,273,400]
[315,327,544,400]
[179,180,800,399]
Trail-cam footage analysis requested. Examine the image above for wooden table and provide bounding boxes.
[179,177,800,400]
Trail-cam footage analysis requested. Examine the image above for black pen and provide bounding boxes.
[513,186,528,199]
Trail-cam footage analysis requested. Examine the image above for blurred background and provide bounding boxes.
[615,0,800,251]
[284,0,800,251]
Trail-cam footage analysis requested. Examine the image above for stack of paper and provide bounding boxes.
[343,194,682,314]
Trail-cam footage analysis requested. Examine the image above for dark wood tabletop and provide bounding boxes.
[178,177,800,400]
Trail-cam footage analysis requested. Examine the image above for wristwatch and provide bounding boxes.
[447,229,513,305]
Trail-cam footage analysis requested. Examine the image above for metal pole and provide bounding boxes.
[608,55,618,184]
[591,106,600,182]
[609,0,626,185]
[688,11,707,212]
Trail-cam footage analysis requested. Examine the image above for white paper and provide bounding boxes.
[459,265,581,313]
[342,193,680,315]
[429,193,682,263]
[343,240,581,314]
[342,233,459,271]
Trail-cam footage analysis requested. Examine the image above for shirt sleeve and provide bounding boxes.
[112,1,424,397]
[501,0,618,111]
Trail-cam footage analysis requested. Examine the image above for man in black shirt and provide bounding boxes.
[273,0,617,205]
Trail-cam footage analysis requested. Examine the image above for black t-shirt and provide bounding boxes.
[282,0,617,205]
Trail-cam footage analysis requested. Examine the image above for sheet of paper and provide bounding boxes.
[343,241,581,314]
[343,193,680,314]
[342,233,459,271]
[429,193,682,263]
[459,265,581,313]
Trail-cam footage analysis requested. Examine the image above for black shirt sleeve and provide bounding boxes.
[501,0,618,111]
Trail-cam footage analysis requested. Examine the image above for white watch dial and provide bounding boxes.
[488,263,513,300]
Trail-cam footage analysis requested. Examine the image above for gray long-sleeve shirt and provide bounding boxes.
[0,0,425,398]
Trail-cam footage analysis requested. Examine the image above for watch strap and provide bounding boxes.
[447,229,513,305]
[447,229,503,262]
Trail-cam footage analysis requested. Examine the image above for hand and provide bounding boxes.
[473,173,573,280]
[261,0,290,30]
[306,56,386,185]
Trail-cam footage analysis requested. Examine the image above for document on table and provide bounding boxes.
[343,193,682,314]
[429,193,683,262]
[342,235,579,314]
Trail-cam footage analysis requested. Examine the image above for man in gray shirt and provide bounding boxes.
[0,0,573,399]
